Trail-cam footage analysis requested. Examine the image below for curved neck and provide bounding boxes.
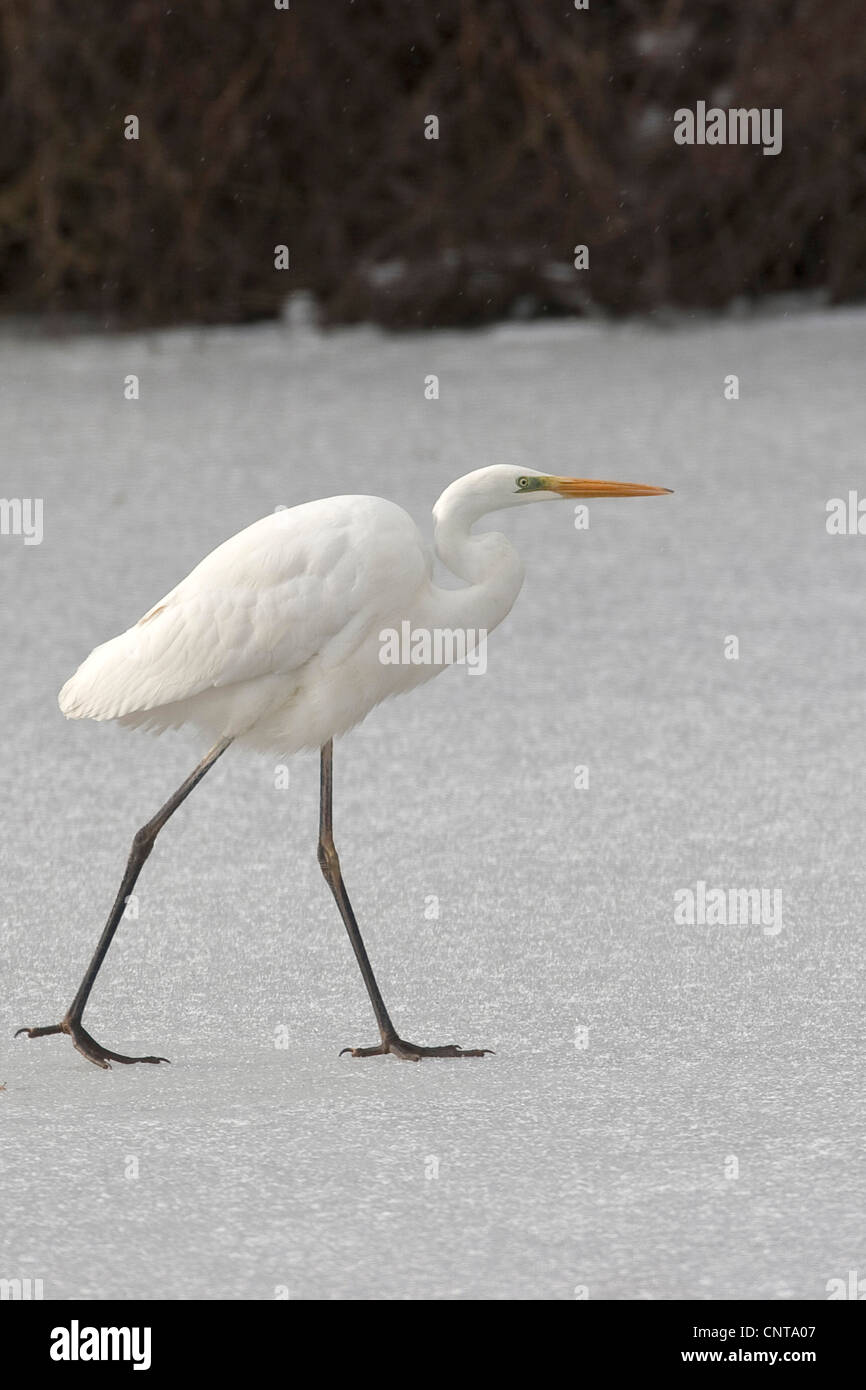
[431,486,525,633]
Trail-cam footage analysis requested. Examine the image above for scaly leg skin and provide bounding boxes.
[15,1016,169,1070]
[341,1035,494,1061]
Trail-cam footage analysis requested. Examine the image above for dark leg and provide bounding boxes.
[17,737,232,1070]
[317,740,492,1061]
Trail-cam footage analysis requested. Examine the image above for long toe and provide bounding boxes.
[413,1043,494,1058]
[71,1024,170,1069]
[341,1037,493,1061]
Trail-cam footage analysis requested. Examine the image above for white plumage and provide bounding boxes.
[20,464,670,1071]
[59,494,431,752]
[59,466,671,755]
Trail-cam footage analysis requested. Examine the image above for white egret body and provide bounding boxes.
[20,465,670,1068]
[59,467,561,750]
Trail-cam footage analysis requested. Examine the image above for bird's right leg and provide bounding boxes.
[16,737,232,1070]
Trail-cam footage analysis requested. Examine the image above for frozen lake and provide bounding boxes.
[1,309,864,1299]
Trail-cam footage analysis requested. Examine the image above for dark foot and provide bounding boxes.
[340,1035,494,1062]
[16,1016,169,1071]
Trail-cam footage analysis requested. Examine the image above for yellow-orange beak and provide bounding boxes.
[547,477,673,498]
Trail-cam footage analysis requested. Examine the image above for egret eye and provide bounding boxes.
[516,476,531,490]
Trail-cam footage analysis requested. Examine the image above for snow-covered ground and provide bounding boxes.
[1,310,864,1300]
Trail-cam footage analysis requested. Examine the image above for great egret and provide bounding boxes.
[17,465,670,1067]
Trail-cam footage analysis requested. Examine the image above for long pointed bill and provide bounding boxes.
[547,477,673,498]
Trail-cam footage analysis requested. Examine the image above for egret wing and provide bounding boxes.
[59,498,427,721]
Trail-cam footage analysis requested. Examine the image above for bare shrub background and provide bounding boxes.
[1,0,863,329]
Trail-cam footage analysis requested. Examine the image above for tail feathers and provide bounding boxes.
[58,596,212,720]
[58,623,194,721]
[59,633,141,720]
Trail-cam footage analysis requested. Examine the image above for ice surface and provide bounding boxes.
[1,311,864,1300]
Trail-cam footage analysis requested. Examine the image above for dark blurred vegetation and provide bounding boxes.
[1,0,864,329]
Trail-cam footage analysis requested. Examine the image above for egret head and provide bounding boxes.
[434,465,671,521]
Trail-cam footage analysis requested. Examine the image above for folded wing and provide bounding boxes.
[59,497,428,722]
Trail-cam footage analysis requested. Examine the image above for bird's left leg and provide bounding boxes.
[317,739,492,1061]
[16,737,232,1069]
